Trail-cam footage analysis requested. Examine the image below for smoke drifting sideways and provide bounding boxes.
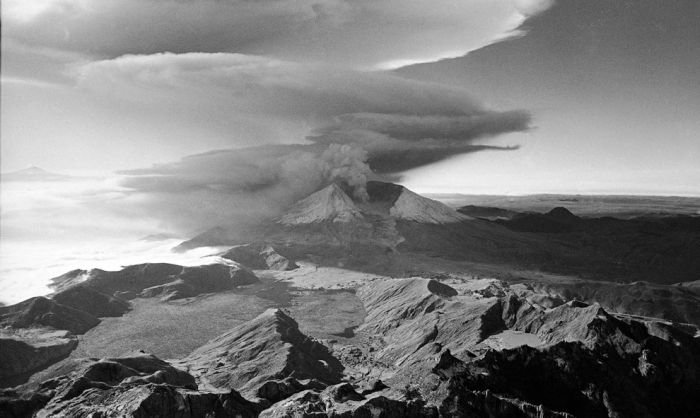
[84,52,532,233]
[99,53,532,233]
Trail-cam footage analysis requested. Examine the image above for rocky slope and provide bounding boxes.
[51,262,259,301]
[2,183,699,416]
[221,243,298,271]
[0,297,100,335]
[336,277,700,417]
[0,329,77,388]
[1,351,261,417]
[389,187,469,224]
[525,278,700,327]
[2,275,699,417]
[0,262,260,387]
[181,309,343,398]
[277,183,364,225]
[52,285,131,318]
[179,183,700,286]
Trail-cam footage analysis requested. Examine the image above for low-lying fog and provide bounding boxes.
[0,176,226,304]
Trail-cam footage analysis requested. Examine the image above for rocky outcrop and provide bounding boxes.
[139,264,259,301]
[0,292,118,386]
[353,277,700,418]
[51,285,130,317]
[0,297,99,335]
[183,309,343,398]
[1,351,261,418]
[0,329,77,387]
[357,278,506,365]
[39,384,259,418]
[51,263,259,301]
[527,279,700,327]
[0,262,261,386]
[255,377,325,404]
[437,335,700,418]
[3,284,699,417]
[260,388,440,417]
[221,244,298,271]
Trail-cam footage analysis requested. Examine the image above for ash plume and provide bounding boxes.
[89,52,534,233]
[321,144,372,201]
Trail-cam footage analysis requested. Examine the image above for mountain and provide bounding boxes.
[364,181,470,224]
[6,277,699,417]
[178,181,474,252]
[1,351,261,417]
[457,205,520,220]
[499,206,582,233]
[0,297,100,335]
[50,263,259,301]
[176,182,700,285]
[277,183,363,225]
[1,166,74,182]
[182,309,343,398]
[220,243,298,271]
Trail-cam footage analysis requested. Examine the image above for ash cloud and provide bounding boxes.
[1,0,556,235]
[309,111,530,172]
[313,112,531,142]
[118,143,373,230]
[84,52,533,231]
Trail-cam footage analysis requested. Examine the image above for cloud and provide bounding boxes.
[314,112,532,142]
[2,1,550,234]
[2,1,553,175]
[74,52,530,146]
[0,0,557,298]
[75,52,483,115]
[3,0,554,70]
[513,0,555,16]
[116,143,372,230]
[309,111,530,172]
[70,51,532,229]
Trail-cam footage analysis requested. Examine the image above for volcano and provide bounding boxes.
[363,181,470,224]
[177,181,475,251]
[277,183,364,225]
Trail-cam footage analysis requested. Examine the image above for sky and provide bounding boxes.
[0,0,699,302]
[398,0,700,196]
[0,0,555,302]
[3,0,698,195]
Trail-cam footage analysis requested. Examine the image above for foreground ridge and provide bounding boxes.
[2,276,698,417]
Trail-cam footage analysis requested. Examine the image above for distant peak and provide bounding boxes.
[22,166,48,174]
[2,166,72,182]
[546,207,580,222]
